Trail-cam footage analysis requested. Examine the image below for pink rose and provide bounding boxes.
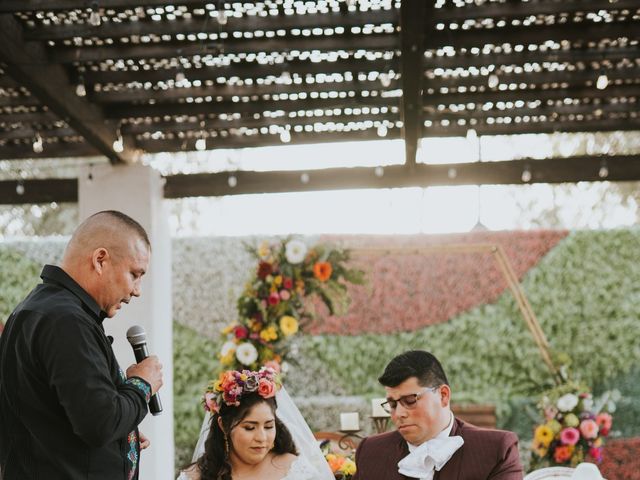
[279,290,290,301]
[204,392,217,412]
[264,360,281,373]
[258,378,275,398]
[268,292,280,306]
[560,427,580,446]
[580,419,599,439]
[589,446,603,462]
[596,413,612,436]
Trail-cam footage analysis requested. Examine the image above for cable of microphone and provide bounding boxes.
[126,325,163,416]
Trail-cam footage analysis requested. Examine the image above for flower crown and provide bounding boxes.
[203,367,282,413]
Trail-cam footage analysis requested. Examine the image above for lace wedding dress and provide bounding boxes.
[177,388,334,480]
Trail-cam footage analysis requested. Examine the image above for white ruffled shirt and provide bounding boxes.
[397,413,464,480]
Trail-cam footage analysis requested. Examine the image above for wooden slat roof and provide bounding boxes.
[0,0,639,203]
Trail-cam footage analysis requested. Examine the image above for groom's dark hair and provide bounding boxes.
[191,393,297,480]
[378,350,449,388]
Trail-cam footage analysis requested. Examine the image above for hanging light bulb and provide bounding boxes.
[112,128,124,153]
[227,174,237,188]
[218,9,228,25]
[175,70,186,87]
[300,173,310,184]
[377,123,388,137]
[487,73,500,88]
[195,137,207,151]
[598,160,609,179]
[16,181,25,196]
[521,166,532,183]
[466,128,478,141]
[379,72,391,88]
[279,127,291,143]
[75,77,87,97]
[596,71,609,90]
[32,133,43,153]
[374,166,384,178]
[88,2,101,26]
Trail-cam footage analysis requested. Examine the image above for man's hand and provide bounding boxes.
[126,355,163,394]
[139,431,150,450]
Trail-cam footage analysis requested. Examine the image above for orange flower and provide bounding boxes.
[554,445,574,463]
[313,261,332,282]
[326,454,346,473]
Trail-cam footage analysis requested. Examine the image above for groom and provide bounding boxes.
[353,350,523,480]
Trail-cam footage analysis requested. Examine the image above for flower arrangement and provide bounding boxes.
[203,367,282,413]
[531,381,616,468]
[217,238,364,373]
[324,452,356,479]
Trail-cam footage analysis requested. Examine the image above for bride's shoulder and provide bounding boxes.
[176,464,200,480]
[273,452,297,470]
[280,453,321,480]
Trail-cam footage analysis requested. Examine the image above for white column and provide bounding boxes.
[78,163,174,480]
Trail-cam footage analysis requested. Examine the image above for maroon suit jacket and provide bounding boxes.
[352,418,523,480]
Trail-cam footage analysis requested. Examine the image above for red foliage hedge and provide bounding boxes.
[310,230,568,335]
[600,437,640,480]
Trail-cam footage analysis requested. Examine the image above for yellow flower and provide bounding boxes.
[534,425,554,447]
[222,323,235,335]
[340,458,356,475]
[258,241,270,259]
[274,275,283,286]
[239,373,248,381]
[279,316,299,336]
[220,351,235,365]
[260,326,278,342]
[547,419,562,435]
[213,380,223,392]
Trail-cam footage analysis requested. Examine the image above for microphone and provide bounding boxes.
[126,325,163,416]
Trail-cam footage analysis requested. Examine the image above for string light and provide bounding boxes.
[175,70,186,87]
[521,166,532,183]
[466,128,478,141]
[32,133,43,153]
[377,123,388,137]
[16,181,25,196]
[75,76,87,97]
[112,126,124,153]
[279,127,291,143]
[227,174,237,188]
[195,137,207,151]
[598,160,609,179]
[379,72,391,88]
[487,73,500,89]
[300,173,310,184]
[374,166,384,178]
[88,2,101,26]
[596,71,609,90]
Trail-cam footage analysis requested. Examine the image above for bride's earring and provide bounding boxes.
[224,435,230,457]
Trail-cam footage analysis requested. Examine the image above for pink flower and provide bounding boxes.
[283,277,293,289]
[268,292,280,306]
[560,427,580,446]
[596,413,612,436]
[279,290,290,301]
[589,446,603,462]
[579,419,599,439]
[264,360,281,373]
[204,392,217,412]
[258,378,275,398]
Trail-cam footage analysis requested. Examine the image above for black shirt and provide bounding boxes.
[0,265,151,480]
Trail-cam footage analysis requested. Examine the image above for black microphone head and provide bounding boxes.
[126,325,147,346]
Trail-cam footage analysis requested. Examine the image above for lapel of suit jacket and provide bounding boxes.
[433,417,464,480]
[393,431,420,480]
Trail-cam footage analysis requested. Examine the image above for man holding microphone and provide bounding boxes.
[0,210,163,480]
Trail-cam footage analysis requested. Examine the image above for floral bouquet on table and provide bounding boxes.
[217,238,364,374]
[324,452,356,480]
[531,381,616,468]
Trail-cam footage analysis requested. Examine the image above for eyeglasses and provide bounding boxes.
[380,386,440,413]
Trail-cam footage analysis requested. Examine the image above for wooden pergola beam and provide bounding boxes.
[434,0,640,22]
[426,21,639,49]
[0,141,99,160]
[423,46,640,70]
[399,0,428,170]
[0,14,137,164]
[50,34,398,64]
[422,119,640,137]
[163,154,640,198]
[424,84,640,106]
[91,79,400,104]
[24,10,398,42]
[137,129,402,153]
[2,154,639,204]
[104,96,397,120]
[0,0,235,12]
[82,58,395,86]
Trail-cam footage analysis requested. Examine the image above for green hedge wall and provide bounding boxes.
[3,230,639,471]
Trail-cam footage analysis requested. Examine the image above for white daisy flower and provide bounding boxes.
[235,342,259,366]
[285,239,307,264]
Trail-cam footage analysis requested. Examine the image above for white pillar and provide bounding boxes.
[78,163,174,480]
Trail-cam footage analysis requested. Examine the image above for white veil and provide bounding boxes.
[191,388,334,480]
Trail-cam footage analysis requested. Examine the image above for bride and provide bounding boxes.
[178,367,334,480]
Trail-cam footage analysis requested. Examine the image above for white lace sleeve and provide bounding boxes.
[176,466,199,480]
[283,455,329,480]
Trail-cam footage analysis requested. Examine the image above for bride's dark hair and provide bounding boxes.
[193,392,298,480]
